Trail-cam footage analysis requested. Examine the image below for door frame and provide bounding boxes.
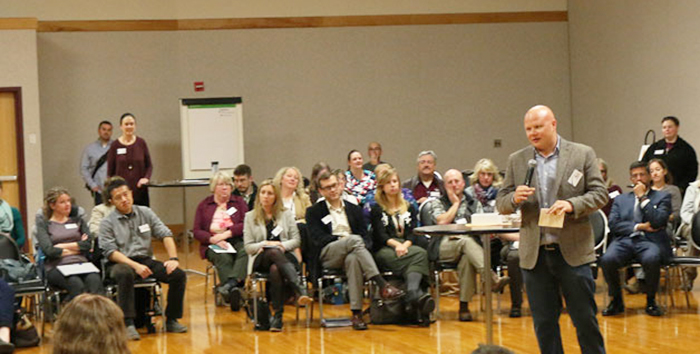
[0,87,27,245]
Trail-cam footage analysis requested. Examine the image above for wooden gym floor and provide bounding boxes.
[20,244,700,354]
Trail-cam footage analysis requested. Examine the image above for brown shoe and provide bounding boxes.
[351,314,368,330]
[380,284,405,300]
[491,273,510,293]
[459,308,473,322]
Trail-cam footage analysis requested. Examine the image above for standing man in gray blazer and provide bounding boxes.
[496,105,608,354]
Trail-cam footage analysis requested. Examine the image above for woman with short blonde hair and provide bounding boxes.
[53,294,130,354]
[193,171,249,311]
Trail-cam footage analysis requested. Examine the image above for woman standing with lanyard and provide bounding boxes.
[107,113,153,206]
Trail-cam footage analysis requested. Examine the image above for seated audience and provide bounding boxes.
[344,150,376,204]
[233,164,258,211]
[598,158,623,216]
[465,158,523,318]
[369,167,433,325]
[427,169,509,321]
[193,171,248,311]
[52,294,130,354]
[649,158,682,232]
[88,177,122,236]
[600,161,672,317]
[99,178,187,340]
[243,179,312,332]
[0,279,14,353]
[308,162,331,203]
[402,150,445,205]
[36,187,103,302]
[363,142,385,172]
[0,182,25,249]
[363,164,418,220]
[641,115,698,195]
[273,167,312,223]
[679,178,700,290]
[306,172,404,330]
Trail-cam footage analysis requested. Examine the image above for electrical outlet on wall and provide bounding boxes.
[494,139,502,148]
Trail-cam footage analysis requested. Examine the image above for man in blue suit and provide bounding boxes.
[600,160,672,317]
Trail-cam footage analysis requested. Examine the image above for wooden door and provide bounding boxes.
[0,88,27,249]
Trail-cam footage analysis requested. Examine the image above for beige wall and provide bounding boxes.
[2,0,566,20]
[38,22,572,225]
[0,29,43,233]
[569,0,700,190]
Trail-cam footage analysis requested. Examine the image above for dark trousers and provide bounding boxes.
[502,246,523,308]
[600,236,664,302]
[0,279,14,327]
[108,257,186,320]
[92,190,103,206]
[204,237,248,284]
[253,249,298,313]
[46,267,104,302]
[523,246,605,354]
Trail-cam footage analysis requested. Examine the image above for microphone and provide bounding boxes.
[524,159,537,187]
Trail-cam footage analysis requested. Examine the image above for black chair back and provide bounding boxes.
[0,232,21,260]
[589,210,607,251]
[691,211,700,251]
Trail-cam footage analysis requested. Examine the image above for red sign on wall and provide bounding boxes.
[194,81,204,92]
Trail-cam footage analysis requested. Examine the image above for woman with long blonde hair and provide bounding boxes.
[273,167,312,223]
[370,168,433,326]
[243,179,311,332]
[53,294,130,354]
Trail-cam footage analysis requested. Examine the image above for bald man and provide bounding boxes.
[496,105,608,354]
[427,169,509,321]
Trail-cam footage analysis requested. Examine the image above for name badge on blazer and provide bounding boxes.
[568,169,583,187]
[322,215,333,225]
[272,225,283,237]
[429,191,441,198]
[226,207,237,216]
[609,190,620,199]
[117,148,127,155]
[138,224,151,233]
[64,223,78,230]
[654,149,664,155]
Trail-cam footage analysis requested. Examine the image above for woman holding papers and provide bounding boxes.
[369,168,433,326]
[244,179,312,332]
[193,171,249,311]
[36,187,103,302]
[465,158,523,318]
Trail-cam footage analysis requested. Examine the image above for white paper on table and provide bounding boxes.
[209,243,237,254]
[57,262,100,276]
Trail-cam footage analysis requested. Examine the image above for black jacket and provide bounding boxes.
[232,182,258,211]
[642,136,698,193]
[369,203,428,252]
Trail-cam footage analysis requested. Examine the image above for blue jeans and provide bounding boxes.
[523,246,605,354]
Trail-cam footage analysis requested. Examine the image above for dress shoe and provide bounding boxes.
[269,312,283,332]
[491,275,510,293]
[351,314,368,330]
[509,307,522,318]
[416,293,435,316]
[601,301,625,316]
[380,284,405,300]
[645,302,663,317]
[459,308,473,322]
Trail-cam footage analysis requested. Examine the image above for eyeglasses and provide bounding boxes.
[320,183,338,191]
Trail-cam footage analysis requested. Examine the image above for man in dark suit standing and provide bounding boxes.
[496,105,607,354]
[600,161,672,317]
[306,171,403,330]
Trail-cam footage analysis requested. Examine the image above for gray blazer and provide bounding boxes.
[243,209,300,274]
[496,138,608,269]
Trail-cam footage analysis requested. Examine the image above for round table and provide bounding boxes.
[414,223,519,345]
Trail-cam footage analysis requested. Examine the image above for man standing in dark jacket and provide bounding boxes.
[642,116,698,194]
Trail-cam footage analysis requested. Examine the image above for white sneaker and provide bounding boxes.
[126,325,141,341]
